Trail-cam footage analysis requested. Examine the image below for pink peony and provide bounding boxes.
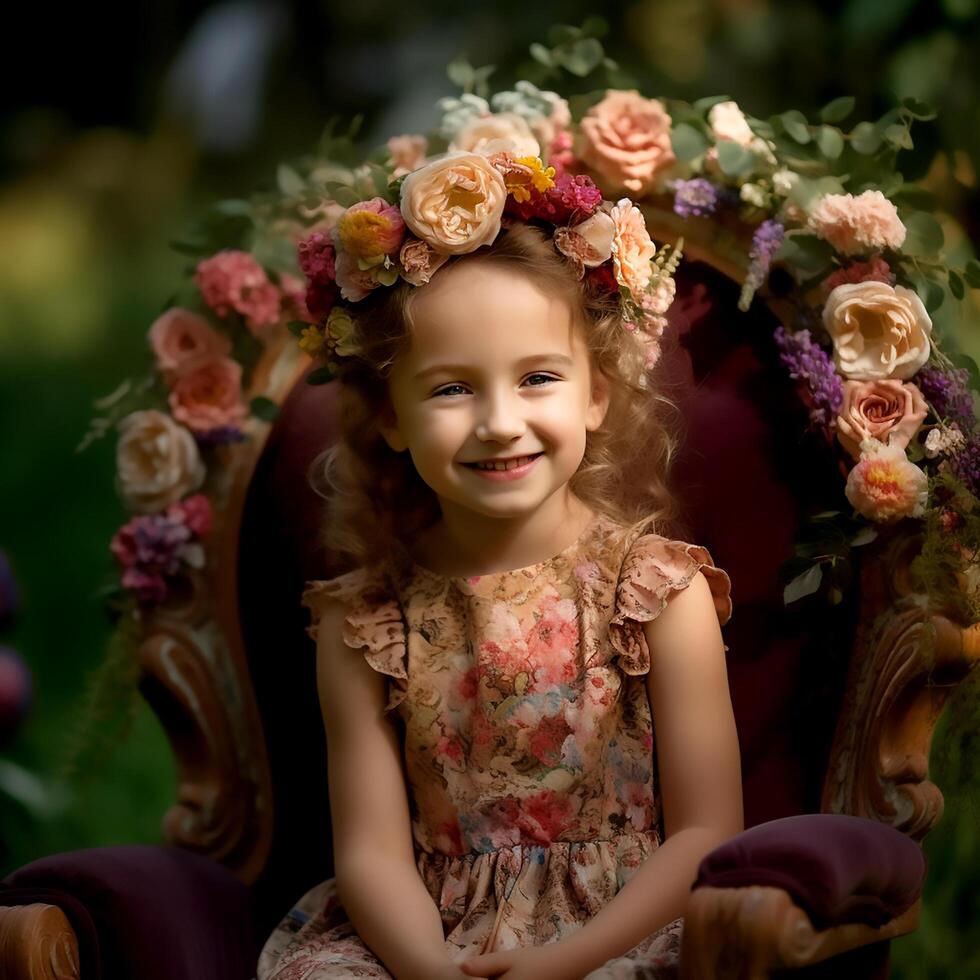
[148,308,231,375]
[836,379,928,461]
[610,199,656,296]
[844,439,928,522]
[193,250,282,334]
[167,355,248,433]
[807,190,907,256]
[333,197,406,265]
[579,90,676,195]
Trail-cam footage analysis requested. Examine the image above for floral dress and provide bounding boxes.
[256,512,733,980]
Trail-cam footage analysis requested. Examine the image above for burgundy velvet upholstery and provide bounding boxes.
[693,813,926,929]
[0,844,260,980]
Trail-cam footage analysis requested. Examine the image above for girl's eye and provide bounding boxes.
[433,374,558,398]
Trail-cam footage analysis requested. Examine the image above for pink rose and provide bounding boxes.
[807,190,907,256]
[845,439,928,522]
[334,248,381,302]
[167,355,248,433]
[579,90,676,195]
[193,250,282,335]
[836,379,928,461]
[147,308,231,375]
[333,197,406,265]
[609,199,656,296]
[399,237,450,286]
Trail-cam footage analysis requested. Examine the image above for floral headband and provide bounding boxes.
[292,145,682,376]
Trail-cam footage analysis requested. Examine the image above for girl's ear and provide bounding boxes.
[585,370,611,432]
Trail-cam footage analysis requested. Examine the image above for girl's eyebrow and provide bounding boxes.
[414,353,574,381]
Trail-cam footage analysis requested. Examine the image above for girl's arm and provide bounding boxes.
[315,599,465,980]
[547,570,743,978]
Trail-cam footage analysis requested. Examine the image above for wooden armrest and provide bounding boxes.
[0,903,80,979]
[679,885,920,980]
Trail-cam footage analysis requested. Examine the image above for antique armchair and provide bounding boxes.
[1,205,976,980]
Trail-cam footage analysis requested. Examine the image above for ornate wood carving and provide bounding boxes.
[680,885,919,979]
[136,333,309,883]
[0,904,80,980]
[821,523,980,839]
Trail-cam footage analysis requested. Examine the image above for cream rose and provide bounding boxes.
[579,90,676,195]
[399,151,507,255]
[835,379,928,461]
[553,211,616,277]
[148,308,232,375]
[610,199,656,296]
[823,281,932,380]
[449,111,540,158]
[115,409,206,514]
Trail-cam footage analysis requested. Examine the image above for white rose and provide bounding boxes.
[449,112,540,158]
[823,281,932,381]
[115,409,206,514]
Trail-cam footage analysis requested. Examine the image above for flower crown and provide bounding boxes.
[291,144,682,376]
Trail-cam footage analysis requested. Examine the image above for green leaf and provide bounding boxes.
[817,126,844,160]
[912,275,946,313]
[850,526,878,547]
[548,24,581,46]
[891,184,937,210]
[446,57,474,88]
[776,234,835,274]
[250,396,280,422]
[306,366,336,385]
[850,121,882,154]
[784,563,824,605]
[557,37,604,76]
[884,123,914,150]
[211,198,252,217]
[819,96,856,124]
[277,164,305,198]
[671,123,710,163]
[716,139,756,177]
[964,259,980,288]
[530,42,553,67]
[949,269,965,300]
[901,96,938,120]
[693,94,732,112]
[901,211,945,258]
[286,320,310,337]
[581,15,609,37]
[779,110,812,144]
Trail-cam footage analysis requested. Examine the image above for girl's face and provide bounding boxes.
[379,261,610,522]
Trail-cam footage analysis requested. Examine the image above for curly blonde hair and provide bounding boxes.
[309,221,687,573]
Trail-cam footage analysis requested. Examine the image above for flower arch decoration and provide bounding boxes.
[72,24,980,772]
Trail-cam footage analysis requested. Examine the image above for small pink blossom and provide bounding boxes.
[193,250,282,335]
[297,231,336,286]
[334,249,381,302]
[807,190,907,256]
[821,255,895,297]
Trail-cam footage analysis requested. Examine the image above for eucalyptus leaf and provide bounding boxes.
[447,58,474,88]
[913,275,946,313]
[891,185,936,210]
[819,96,856,124]
[949,270,965,300]
[558,37,603,76]
[901,96,938,120]
[306,366,336,385]
[211,199,252,217]
[548,24,581,46]
[776,234,835,274]
[671,123,710,163]
[784,563,825,605]
[581,15,609,37]
[780,110,812,144]
[250,396,281,422]
[850,526,878,547]
[530,42,553,67]
[716,139,756,176]
[884,123,914,150]
[850,121,882,154]
[817,126,844,160]
[693,94,732,112]
[277,164,305,198]
[902,211,945,258]
[964,259,980,288]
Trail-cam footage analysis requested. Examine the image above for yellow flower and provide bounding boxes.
[325,307,359,357]
[517,156,556,193]
[298,324,325,354]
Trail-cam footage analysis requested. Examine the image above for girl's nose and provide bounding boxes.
[475,390,526,442]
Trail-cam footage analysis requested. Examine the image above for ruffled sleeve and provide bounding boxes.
[607,531,733,676]
[301,565,408,714]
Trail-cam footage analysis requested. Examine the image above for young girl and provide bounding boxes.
[256,162,742,979]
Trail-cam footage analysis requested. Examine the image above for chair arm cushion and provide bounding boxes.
[691,813,926,930]
[0,843,260,980]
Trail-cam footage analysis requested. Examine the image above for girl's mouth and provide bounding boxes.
[461,453,543,481]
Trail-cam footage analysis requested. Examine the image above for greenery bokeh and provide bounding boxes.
[1,2,977,976]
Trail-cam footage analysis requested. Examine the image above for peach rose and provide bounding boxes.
[609,199,656,296]
[148,308,231,375]
[115,409,206,514]
[845,439,928,522]
[579,90,676,195]
[807,190,907,256]
[836,379,928,461]
[553,210,616,277]
[387,134,428,177]
[449,112,541,158]
[399,151,507,255]
[399,237,450,286]
[167,355,248,433]
[823,281,932,380]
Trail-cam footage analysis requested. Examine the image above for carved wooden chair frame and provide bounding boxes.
[3,203,978,980]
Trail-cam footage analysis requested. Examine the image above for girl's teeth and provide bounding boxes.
[475,455,536,471]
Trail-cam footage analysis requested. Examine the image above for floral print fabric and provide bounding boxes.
[257,512,732,979]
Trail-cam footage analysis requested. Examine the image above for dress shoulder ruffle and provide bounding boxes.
[301,565,407,714]
[607,529,733,676]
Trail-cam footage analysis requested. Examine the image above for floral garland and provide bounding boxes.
[73,31,980,770]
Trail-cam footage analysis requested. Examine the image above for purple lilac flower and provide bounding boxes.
[739,220,785,311]
[914,365,977,430]
[133,516,192,576]
[950,432,980,497]
[773,325,844,426]
[671,178,719,218]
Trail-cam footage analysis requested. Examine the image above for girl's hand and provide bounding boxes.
[459,943,579,980]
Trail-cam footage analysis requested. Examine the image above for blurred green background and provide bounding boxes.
[1,1,978,976]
